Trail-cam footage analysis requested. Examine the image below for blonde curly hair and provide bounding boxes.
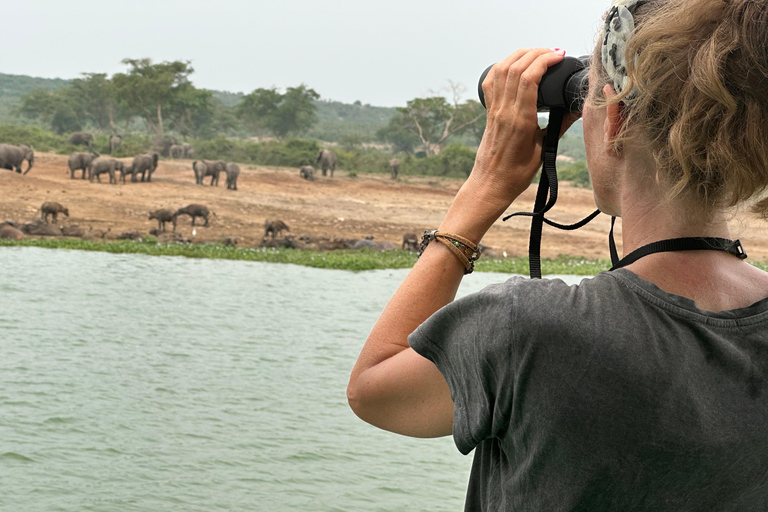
[589,0,768,218]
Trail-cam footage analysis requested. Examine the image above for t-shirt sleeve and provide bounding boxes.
[408,278,525,455]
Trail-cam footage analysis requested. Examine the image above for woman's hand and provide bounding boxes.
[438,48,580,242]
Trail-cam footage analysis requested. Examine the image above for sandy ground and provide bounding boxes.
[2,152,768,261]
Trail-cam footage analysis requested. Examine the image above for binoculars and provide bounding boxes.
[477,56,590,113]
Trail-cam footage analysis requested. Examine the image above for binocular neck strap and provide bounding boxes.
[503,107,601,278]
[608,216,747,270]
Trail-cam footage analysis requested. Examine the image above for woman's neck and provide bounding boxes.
[616,173,768,312]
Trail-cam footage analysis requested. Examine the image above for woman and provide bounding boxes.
[348,0,768,509]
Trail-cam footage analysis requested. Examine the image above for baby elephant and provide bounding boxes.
[148,208,177,232]
[299,165,315,181]
[40,202,69,224]
[264,219,289,239]
[175,204,211,227]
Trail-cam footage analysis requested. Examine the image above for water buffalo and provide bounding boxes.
[40,202,69,224]
[175,204,211,227]
[264,220,289,239]
[148,208,177,232]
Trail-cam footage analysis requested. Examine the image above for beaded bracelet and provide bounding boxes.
[418,229,481,274]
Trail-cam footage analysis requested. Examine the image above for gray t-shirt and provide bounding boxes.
[409,268,768,511]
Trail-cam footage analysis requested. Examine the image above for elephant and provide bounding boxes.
[264,219,289,239]
[192,160,225,186]
[316,149,337,177]
[225,163,240,190]
[390,158,400,180]
[299,165,315,181]
[130,153,159,182]
[40,202,69,224]
[0,144,34,174]
[182,143,194,159]
[402,232,418,251]
[109,135,122,154]
[69,132,93,147]
[153,136,178,157]
[175,204,211,227]
[169,144,183,159]
[88,157,121,184]
[148,208,177,232]
[68,152,99,179]
[119,163,134,183]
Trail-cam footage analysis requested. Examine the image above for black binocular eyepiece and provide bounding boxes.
[478,55,590,113]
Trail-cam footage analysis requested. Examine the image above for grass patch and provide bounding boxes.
[4,238,765,275]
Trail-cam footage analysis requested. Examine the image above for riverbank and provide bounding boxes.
[4,152,768,261]
[0,238,628,275]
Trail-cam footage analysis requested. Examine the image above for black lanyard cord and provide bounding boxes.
[499,110,748,277]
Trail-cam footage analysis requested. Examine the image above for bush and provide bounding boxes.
[0,125,68,151]
[557,161,592,189]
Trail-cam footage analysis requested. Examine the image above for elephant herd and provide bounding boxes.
[67,152,159,184]
[192,160,240,190]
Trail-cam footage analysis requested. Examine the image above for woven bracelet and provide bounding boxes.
[418,230,481,274]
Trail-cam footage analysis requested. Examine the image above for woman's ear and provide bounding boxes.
[602,84,624,153]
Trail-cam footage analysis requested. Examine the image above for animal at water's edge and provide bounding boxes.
[40,202,69,224]
[402,233,418,251]
[299,165,315,181]
[264,220,289,239]
[192,160,225,186]
[130,153,159,182]
[0,144,34,174]
[148,209,177,232]
[390,158,400,180]
[225,162,240,190]
[68,152,99,179]
[316,149,337,177]
[89,158,122,184]
[175,204,211,227]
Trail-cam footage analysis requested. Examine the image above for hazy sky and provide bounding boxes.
[5,0,613,107]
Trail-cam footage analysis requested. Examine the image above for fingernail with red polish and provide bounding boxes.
[553,49,566,56]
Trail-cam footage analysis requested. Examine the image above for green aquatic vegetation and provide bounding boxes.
[2,238,766,275]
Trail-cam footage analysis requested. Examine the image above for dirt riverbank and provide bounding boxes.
[2,152,768,261]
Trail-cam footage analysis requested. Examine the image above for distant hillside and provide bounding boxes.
[0,73,70,122]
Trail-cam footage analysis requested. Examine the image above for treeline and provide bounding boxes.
[9,59,488,156]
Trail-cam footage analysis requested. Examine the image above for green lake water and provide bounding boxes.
[0,247,584,511]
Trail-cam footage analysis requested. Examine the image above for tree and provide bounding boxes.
[69,73,121,132]
[112,58,195,139]
[376,113,421,154]
[237,84,320,139]
[18,88,85,134]
[382,82,486,156]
